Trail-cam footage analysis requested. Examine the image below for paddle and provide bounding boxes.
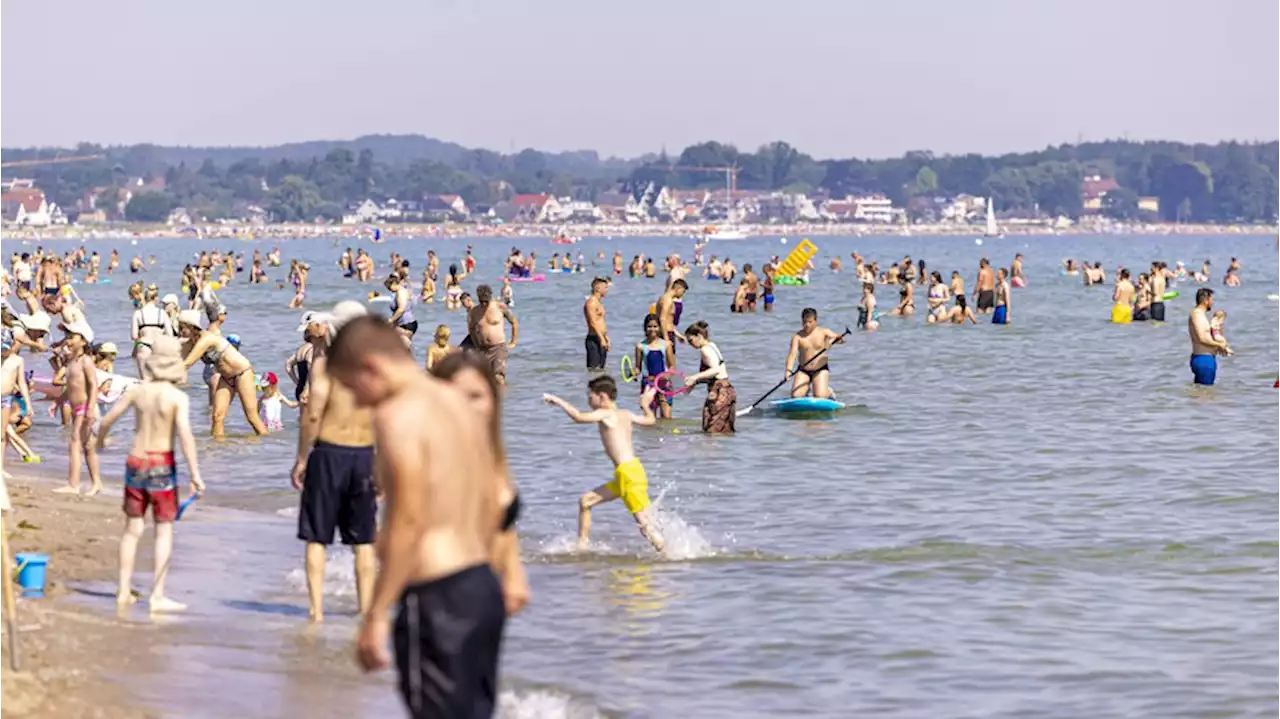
[736,327,852,418]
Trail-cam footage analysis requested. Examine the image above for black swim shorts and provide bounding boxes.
[1150,301,1166,322]
[395,564,506,719]
[585,333,607,371]
[976,289,995,311]
[297,440,377,546]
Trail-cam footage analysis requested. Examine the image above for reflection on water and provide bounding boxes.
[604,565,672,628]
[24,233,1280,717]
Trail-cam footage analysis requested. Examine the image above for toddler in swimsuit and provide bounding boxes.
[257,372,297,431]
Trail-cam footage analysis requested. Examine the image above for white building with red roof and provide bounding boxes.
[1,188,58,226]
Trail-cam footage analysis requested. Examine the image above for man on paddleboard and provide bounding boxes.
[786,308,844,399]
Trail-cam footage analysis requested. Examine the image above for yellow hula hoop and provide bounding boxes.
[620,355,637,383]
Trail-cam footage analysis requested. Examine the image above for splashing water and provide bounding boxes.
[285,546,357,597]
[536,534,618,556]
[498,688,604,719]
[651,483,715,561]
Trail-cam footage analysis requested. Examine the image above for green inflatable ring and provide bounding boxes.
[775,275,809,286]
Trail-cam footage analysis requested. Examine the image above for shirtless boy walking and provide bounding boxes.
[96,336,204,612]
[544,377,664,553]
[786,308,845,399]
[60,320,104,495]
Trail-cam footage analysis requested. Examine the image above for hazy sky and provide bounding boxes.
[3,0,1277,159]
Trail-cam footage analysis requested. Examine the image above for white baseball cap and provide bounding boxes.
[295,310,320,332]
[301,301,367,340]
[63,319,95,345]
[17,311,52,333]
[177,309,204,328]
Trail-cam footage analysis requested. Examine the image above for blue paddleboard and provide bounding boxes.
[768,397,845,414]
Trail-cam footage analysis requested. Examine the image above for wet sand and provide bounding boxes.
[2,470,162,718]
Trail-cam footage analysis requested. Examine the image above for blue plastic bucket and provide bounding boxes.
[14,552,49,598]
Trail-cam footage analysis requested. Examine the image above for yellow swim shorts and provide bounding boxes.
[1111,303,1133,324]
[606,458,651,514]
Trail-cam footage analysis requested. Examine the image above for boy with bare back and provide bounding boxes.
[543,376,664,553]
[1,332,33,497]
[96,336,204,612]
[59,320,104,495]
[786,308,845,399]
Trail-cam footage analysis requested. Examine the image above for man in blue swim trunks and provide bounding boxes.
[1187,288,1228,386]
[761,263,776,313]
[992,268,1011,325]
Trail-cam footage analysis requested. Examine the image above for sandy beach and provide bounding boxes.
[2,470,163,718]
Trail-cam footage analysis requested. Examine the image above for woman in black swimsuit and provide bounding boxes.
[428,350,529,617]
[286,314,325,403]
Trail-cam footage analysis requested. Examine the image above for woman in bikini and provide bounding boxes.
[445,264,464,311]
[385,274,418,341]
[428,351,530,617]
[130,284,173,379]
[177,310,267,438]
[942,293,979,324]
[925,271,950,324]
[420,267,437,303]
[891,274,915,317]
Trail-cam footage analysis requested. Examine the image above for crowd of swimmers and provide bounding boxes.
[0,238,1254,718]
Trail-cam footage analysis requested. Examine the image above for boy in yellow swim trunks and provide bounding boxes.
[543,375,665,553]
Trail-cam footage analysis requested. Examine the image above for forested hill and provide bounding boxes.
[2,135,1276,224]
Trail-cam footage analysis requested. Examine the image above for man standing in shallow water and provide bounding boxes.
[1187,288,1229,386]
[292,301,377,622]
[583,277,610,372]
[468,284,518,385]
[973,258,995,314]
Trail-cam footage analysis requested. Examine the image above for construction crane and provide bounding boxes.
[0,154,105,169]
[653,164,739,195]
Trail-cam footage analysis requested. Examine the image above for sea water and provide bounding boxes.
[20,232,1278,717]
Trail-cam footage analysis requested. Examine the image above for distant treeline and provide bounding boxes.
[2,134,1276,223]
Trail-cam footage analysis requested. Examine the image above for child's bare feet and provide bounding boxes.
[53,485,81,495]
[85,482,105,497]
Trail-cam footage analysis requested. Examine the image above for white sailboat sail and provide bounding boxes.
[984,197,999,237]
